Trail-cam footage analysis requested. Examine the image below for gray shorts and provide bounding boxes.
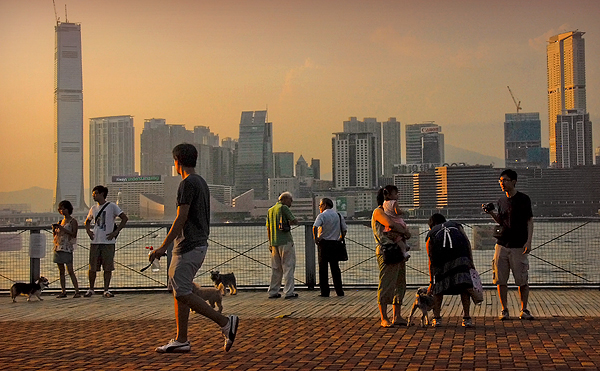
[168,246,207,297]
[89,244,115,272]
[492,244,529,286]
[53,251,73,265]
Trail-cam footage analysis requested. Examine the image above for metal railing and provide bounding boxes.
[1,218,599,292]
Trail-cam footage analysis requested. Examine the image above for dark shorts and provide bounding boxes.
[53,251,73,265]
[89,244,115,272]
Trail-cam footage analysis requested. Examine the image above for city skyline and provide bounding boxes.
[2,0,600,194]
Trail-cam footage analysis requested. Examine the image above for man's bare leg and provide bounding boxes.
[518,284,529,311]
[497,284,508,311]
[174,293,229,342]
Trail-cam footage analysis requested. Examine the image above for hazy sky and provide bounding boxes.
[1,0,599,193]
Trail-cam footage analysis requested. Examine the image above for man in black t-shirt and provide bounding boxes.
[483,169,534,321]
[150,143,238,353]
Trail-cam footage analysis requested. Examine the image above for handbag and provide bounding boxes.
[380,243,404,264]
[468,268,484,304]
[334,213,348,261]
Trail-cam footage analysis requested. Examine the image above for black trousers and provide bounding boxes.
[317,240,344,296]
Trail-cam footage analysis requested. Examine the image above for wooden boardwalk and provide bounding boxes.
[2,288,600,321]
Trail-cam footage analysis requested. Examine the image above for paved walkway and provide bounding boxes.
[2,289,600,370]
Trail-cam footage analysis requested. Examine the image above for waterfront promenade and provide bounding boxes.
[2,289,600,370]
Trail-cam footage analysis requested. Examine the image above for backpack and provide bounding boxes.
[427,221,469,262]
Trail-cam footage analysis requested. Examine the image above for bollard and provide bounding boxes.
[29,230,46,283]
[304,224,316,290]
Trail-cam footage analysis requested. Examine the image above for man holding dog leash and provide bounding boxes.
[149,143,238,353]
[483,168,534,321]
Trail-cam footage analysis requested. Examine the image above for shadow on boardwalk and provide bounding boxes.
[2,289,600,370]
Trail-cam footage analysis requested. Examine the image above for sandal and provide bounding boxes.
[56,292,67,298]
[72,293,81,298]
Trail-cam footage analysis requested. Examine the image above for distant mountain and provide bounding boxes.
[0,187,54,213]
[444,144,504,167]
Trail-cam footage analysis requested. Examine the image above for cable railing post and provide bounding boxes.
[304,224,316,290]
[29,229,43,283]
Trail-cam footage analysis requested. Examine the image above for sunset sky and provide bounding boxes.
[1,0,599,195]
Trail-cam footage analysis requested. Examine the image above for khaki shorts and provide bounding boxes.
[89,244,115,272]
[168,246,207,297]
[492,244,529,286]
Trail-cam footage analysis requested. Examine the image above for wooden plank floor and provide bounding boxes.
[2,288,600,321]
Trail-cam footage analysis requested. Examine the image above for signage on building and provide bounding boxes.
[112,175,162,183]
[420,126,441,134]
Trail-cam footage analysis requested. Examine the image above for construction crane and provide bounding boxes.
[52,0,60,24]
[507,86,522,114]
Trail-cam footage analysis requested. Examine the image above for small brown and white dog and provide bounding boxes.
[10,276,50,303]
[192,282,225,313]
[210,270,237,295]
[407,287,435,327]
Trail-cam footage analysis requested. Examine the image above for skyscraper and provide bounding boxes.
[382,118,401,176]
[504,113,544,168]
[273,152,294,178]
[555,109,593,168]
[89,116,135,188]
[54,22,86,210]
[234,110,273,199]
[405,122,444,166]
[332,132,377,189]
[547,31,587,165]
[344,117,382,177]
[140,119,193,176]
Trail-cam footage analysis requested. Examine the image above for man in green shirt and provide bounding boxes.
[266,192,298,299]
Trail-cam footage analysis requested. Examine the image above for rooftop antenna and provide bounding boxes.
[52,0,59,24]
[507,86,522,114]
[65,4,68,23]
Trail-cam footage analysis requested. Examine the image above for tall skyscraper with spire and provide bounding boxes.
[54,21,86,210]
[547,30,588,166]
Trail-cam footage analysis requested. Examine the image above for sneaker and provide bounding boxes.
[519,309,534,320]
[83,289,94,297]
[222,315,239,352]
[103,291,114,298]
[268,293,281,299]
[56,292,67,298]
[284,293,299,299]
[155,339,191,353]
[431,317,442,327]
[462,317,473,328]
[499,309,509,320]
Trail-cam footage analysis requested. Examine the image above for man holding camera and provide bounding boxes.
[483,169,534,321]
[266,191,298,299]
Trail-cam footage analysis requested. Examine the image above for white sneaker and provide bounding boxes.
[221,315,239,352]
[83,289,94,297]
[103,290,114,298]
[155,339,191,353]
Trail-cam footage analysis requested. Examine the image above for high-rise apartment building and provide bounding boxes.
[332,132,377,189]
[194,126,219,147]
[140,119,193,176]
[382,118,401,176]
[405,122,444,166]
[547,31,587,165]
[555,109,593,168]
[344,117,382,177]
[54,22,86,210]
[595,146,600,165]
[89,116,135,188]
[273,152,294,178]
[504,113,545,168]
[234,110,273,199]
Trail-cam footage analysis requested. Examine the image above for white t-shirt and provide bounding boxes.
[86,202,123,244]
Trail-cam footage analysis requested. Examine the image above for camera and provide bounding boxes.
[482,203,495,213]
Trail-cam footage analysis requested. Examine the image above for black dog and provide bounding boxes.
[10,276,50,303]
[210,271,237,295]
